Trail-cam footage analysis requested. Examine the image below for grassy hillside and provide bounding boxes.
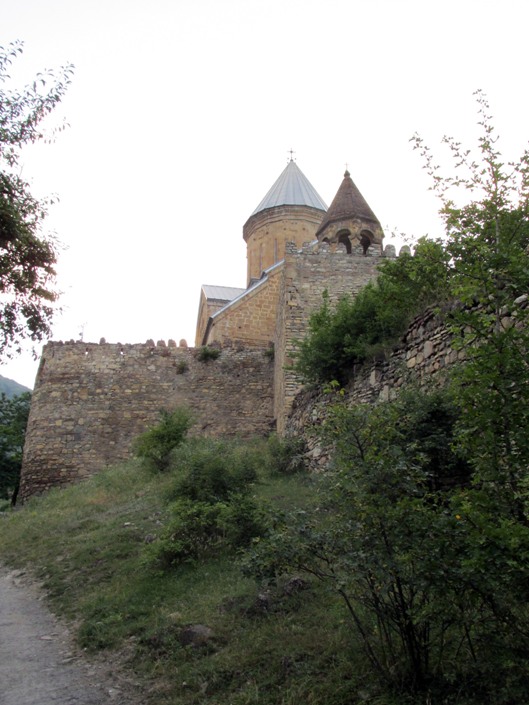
[0,450,361,705]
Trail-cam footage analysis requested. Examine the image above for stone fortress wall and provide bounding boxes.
[19,158,453,500]
[274,241,396,433]
[20,340,274,500]
[286,291,529,466]
[285,305,457,468]
[20,242,408,500]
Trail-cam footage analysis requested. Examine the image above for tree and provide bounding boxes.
[244,389,529,703]
[245,96,529,703]
[134,407,194,472]
[0,390,31,505]
[0,41,73,357]
[412,91,529,514]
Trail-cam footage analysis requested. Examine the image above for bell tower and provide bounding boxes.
[316,169,384,254]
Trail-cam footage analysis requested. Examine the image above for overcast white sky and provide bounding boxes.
[2,0,529,388]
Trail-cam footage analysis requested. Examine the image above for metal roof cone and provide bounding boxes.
[251,159,327,216]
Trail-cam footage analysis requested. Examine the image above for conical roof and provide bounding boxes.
[316,170,380,238]
[251,159,327,216]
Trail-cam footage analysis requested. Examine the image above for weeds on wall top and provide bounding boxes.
[197,345,221,362]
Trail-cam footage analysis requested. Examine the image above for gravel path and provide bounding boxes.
[0,568,144,705]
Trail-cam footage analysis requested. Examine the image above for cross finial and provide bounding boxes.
[288,148,295,162]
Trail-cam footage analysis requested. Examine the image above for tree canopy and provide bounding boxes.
[246,95,529,703]
[296,92,529,388]
[0,41,73,358]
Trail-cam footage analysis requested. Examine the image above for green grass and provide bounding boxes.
[0,450,366,705]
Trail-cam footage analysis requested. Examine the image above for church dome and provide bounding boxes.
[243,159,327,285]
[250,159,327,217]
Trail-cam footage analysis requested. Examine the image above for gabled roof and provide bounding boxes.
[201,285,246,302]
[316,169,381,237]
[251,159,327,216]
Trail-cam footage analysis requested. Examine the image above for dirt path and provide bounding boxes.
[0,567,145,705]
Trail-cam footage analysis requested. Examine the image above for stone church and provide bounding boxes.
[20,160,399,499]
[195,158,387,351]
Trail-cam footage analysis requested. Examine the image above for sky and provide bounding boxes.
[2,0,529,388]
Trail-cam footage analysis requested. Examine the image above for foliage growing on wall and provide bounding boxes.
[197,345,221,362]
[295,236,451,384]
[296,92,529,390]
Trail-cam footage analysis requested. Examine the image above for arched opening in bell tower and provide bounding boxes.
[337,229,352,254]
[360,230,373,255]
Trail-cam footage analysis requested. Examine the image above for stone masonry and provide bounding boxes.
[203,265,282,348]
[274,241,393,433]
[284,305,462,468]
[20,341,273,499]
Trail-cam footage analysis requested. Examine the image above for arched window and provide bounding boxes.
[337,229,352,254]
[360,230,373,255]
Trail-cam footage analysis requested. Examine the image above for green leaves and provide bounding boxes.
[134,408,193,472]
[144,438,267,569]
[0,41,73,357]
[244,385,529,701]
[295,238,451,385]
[283,95,529,701]
[0,390,31,503]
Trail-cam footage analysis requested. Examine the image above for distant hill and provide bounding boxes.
[0,375,31,398]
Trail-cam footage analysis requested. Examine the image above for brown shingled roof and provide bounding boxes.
[316,170,381,238]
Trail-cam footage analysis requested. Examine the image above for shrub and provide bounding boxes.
[197,345,220,362]
[264,345,275,361]
[147,494,268,569]
[243,388,529,702]
[146,438,268,569]
[134,407,193,472]
[266,434,307,476]
[175,359,188,374]
[295,238,451,384]
[148,499,224,567]
[167,438,259,502]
